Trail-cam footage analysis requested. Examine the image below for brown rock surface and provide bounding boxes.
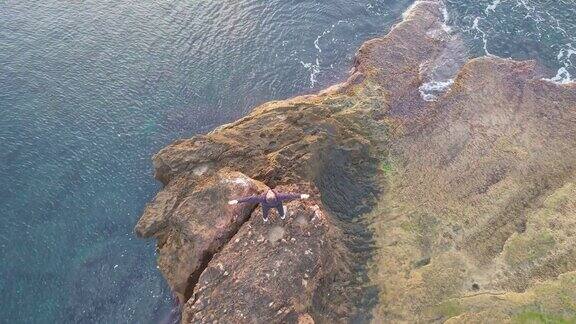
[135,170,269,304]
[136,0,576,323]
[183,184,350,323]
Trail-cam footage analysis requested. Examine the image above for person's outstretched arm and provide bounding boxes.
[228,195,263,205]
[276,192,310,202]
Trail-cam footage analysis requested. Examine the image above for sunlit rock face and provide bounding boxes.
[137,0,576,322]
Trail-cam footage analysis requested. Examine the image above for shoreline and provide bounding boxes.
[137,0,576,322]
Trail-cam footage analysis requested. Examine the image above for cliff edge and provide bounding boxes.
[136,0,576,322]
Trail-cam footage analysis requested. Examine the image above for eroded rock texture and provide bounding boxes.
[136,63,385,322]
[183,184,350,323]
[137,0,576,323]
[135,170,268,303]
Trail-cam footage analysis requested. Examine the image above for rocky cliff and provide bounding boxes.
[136,0,576,323]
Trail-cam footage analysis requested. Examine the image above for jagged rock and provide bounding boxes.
[137,0,576,322]
[135,170,269,304]
[138,88,382,321]
[361,1,576,323]
[182,183,348,323]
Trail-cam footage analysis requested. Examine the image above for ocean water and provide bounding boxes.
[0,0,413,322]
[1,0,575,323]
[445,0,576,83]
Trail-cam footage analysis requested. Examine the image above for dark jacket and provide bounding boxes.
[235,190,303,220]
[237,191,301,208]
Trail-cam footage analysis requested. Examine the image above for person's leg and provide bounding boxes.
[276,203,285,220]
[262,205,270,222]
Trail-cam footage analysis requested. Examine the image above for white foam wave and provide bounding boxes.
[440,1,452,33]
[300,59,321,88]
[515,0,535,13]
[401,1,421,20]
[300,20,348,88]
[485,0,501,13]
[472,17,491,55]
[419,79,454,101]
[403,0,452,34]
[558,44,575,61]
[544,67,573,85]
[543,43,575,85]
[314,28,333,53]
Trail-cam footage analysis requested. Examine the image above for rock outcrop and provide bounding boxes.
[182,183,347,323]
[135,170,268,303]
[137,0,576,323]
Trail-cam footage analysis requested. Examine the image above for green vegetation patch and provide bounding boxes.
[512,310,575,324]
[504,232,556,268]
[380,160,394,175]
[434,300,464,319]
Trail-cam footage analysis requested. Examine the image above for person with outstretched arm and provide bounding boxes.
[228,189,310,222]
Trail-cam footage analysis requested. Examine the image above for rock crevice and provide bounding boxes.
[137,0,576,322]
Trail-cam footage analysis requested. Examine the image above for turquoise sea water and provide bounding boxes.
[1,0,574,322]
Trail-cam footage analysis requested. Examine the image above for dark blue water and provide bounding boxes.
[446,0,576,83]
[2,0,575,322]
[0,0,414,322]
